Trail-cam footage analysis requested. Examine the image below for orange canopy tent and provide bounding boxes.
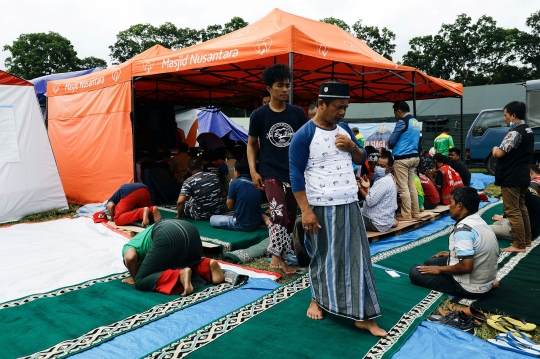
[47,9,462,204]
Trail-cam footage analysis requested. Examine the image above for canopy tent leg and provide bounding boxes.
[412,72,417,117]
[289,52,293,104]
[131,78,137,182]
[460,96,464,160]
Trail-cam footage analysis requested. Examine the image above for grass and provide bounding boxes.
[484,184,502,198]
[3,203,81,226]
[469,167,489,174]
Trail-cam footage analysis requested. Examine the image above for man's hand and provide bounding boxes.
[251,172,265,190]
[360,176,370,189]
[335,134,355,152]
[417,265,441,275]
[492,214,504,221]
[432,251,450,258]
[302,209,322,236]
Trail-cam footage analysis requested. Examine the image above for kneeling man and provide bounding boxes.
[409,187,499,299]
[106,183,161,227]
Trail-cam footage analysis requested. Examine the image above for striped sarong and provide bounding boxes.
[305,202,381,321]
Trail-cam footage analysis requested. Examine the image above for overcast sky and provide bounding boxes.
[1,0,538,74]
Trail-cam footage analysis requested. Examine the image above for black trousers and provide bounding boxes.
[409,257,483,299]
[135,219,203,292]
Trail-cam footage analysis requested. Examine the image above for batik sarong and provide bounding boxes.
[264,179,298,258]
[305,202,381,321]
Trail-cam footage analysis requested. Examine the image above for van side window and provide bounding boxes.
[472,111,505,137]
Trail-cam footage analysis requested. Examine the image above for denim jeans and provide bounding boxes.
[210,215,237,230]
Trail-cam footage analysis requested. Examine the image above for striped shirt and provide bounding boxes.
[361,174,398,232]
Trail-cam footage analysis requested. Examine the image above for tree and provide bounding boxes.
[320,17,350,32]
[320,18,397,60]
[79,56,107,70]
[109,17,249,64]
[3,32,81,79]
[517,10,540,78]
[352,20,396,60]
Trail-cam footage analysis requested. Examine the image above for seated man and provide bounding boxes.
[176,158,223,220]
[409,187,499,299]
[491,184,540,241]
[448,148,471,187]
[530,164,540,194]
[106,183,161,227]
[359,151,398,232]
[169,143,191,185]
[210,159,268,231]
[426,153,464,205]
[141,161,182,205]
[419,172,440,210]
[122,219,224,294]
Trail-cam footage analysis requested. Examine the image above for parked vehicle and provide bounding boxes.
[465,80,540,175]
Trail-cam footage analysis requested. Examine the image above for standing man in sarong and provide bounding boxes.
[290,81,386,337]
[247,64,308,274]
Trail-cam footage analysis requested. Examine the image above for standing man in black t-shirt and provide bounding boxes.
[247,64,308,274]
[447,148,471,186]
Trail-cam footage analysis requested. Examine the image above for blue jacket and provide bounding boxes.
[388,114,420,159]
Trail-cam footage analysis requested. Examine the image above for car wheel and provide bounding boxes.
[485,155,496,176]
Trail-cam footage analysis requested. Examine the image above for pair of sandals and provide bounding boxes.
[436,304,488,327]
[489,330,540,357]
[487,315,537,337]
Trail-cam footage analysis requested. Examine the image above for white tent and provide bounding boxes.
[0,71,67,223]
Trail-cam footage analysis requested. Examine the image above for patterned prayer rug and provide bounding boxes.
[0,271,248,359]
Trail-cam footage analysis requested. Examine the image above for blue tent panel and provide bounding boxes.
[197,107,248,142]
[29,68,101,101]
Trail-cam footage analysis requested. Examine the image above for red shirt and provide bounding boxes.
[419,173,440,205]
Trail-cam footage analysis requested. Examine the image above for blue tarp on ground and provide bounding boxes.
[29,68,101,101]
[393,321,531,359]
[74,277,279,358]
[470,173,495,191]
[198,107,248,142]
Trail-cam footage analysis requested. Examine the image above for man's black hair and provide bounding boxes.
[449,148,461,156]
[364,145,377,155]
[262,64,291,88]
[212,146,227,161]
[161,149,171,158]
[451,186,480,214]
[262,91,270,98]
[392,101,410,112]
[351,127,359,133]
[380,150,394,167]
[504,101,527,120]
[188,158,202,171]
[180,143,189,152]
[530,164,540,175]
[234,159,250,175]
[432,153,444,163]
[308,101,317,111]
[441,127,450,133]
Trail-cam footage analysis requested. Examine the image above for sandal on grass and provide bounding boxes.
[503,331,540,351]
[447,304,488,325]
[487,318,532,338]
[490,315,537,331]
[488,335,540,357]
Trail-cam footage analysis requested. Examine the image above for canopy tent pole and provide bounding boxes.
[412,72,417,117]
[460,96,464,159]
[289,52,293,104]
[332,61,335,80]
[131,78,137,181]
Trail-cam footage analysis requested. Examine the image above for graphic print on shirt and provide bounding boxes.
[266,122,295,147]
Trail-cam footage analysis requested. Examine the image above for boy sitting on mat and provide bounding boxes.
[106,183,162,227]
[210,159,270,231]
[409,187,499,299]
[122,219,224,295]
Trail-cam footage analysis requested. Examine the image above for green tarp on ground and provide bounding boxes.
[159,209,269,253]
[147,272,445,359]
[0,272,247,359]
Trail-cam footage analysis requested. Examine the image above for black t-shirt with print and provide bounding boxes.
[248,104,307,183]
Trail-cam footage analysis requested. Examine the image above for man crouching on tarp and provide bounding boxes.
[122,219,224,295]
[289,81,386,337]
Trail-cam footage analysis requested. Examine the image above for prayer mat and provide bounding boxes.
[158,208,269,253]
[458,236,540,325]
[222,237,270,264]
[0,271,248,359]
[145,271,445,359]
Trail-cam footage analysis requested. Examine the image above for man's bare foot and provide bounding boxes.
[152,206,162,223]
[307,300,324,320]
[179,268,193,296]
[209,259,225,284]
[501,246,526,253]
[270,255,296,275]
[122,277,135,285]
[355,319,387,337]
[142,207,150,227]
[492,279,500,289]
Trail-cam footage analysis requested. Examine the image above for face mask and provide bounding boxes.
[509,121,514,129]
[374,166,387,178]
